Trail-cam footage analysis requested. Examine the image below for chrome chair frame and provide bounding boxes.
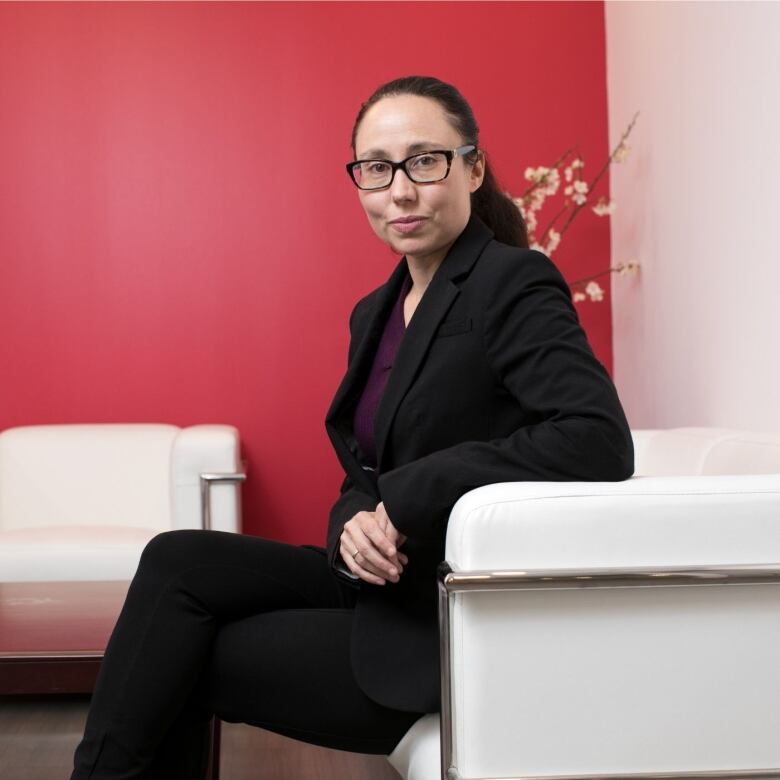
[199,470,247,531]
[437,561,780,780]
[199,467,246,780]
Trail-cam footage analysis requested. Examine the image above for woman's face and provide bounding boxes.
[353,94,484,266]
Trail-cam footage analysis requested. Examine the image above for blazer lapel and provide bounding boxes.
[325,213,495,485]
[373,214,495,471]
[324,256,410,493]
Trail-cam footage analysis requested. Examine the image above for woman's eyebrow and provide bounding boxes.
[359,141,442,159]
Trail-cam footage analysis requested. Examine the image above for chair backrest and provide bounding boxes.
[0,424,178,531]
[632,426,780,476]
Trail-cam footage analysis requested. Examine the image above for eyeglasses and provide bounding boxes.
[346,144,477,191]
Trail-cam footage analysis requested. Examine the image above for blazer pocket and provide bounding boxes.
[435,316,473,338]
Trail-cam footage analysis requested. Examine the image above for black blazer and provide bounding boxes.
[324,213,634,713]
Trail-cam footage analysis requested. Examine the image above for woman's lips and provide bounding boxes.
[390,218,427,234]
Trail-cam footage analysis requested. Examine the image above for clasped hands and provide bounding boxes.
[340,501,408,585]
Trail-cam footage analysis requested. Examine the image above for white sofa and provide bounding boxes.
[0,424,244,582]
[389,427,780,780]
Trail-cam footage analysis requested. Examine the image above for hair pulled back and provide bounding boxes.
[350,75,528,249]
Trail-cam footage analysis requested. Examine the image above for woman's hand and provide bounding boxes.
[340,502,409,586]
[374,501,408,551]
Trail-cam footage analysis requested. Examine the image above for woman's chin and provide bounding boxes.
[386,233,424,256]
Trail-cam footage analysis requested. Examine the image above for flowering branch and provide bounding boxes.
[568,261,641,303]
[511,111,641,302]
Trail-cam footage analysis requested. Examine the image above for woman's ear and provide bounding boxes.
[469,150,486,193]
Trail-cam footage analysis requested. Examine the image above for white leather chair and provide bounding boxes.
[389,427,780,780]
[0,424,245,582]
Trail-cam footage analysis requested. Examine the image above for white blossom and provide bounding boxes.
[525,165,551,183]
[542,168,560,195]
[524,166,560,196]
[613,143,630,163]
[572,291,586,303]
[564,166,573,182]
[571,158,584,169]
[617,260,640,276]
[566,179,589,202]
[572,179,589,205]
[545,229,561,254]
[529,189,547,210]
[513,197,538,233]
[592,197,616,217]
[585,280,604,301]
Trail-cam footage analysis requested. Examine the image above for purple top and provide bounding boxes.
[352,269,413,469]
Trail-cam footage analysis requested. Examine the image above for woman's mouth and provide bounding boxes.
[390,218,427,234]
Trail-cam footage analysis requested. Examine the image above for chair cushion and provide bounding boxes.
[0,525,159,582]
[387,713,440,780]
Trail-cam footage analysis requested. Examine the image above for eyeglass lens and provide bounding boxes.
[353,152,449,190]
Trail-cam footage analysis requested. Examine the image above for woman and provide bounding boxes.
[70,75,633,778]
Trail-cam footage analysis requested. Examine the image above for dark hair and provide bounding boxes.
[350,75,528,249]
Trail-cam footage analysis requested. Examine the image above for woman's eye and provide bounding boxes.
[412,155,437,168]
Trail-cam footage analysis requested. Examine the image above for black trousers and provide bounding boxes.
[70,529,426,779]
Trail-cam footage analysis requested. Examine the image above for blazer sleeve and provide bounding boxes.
[325,296,380,585]
[377,248,635,543]
[326,473,377,585]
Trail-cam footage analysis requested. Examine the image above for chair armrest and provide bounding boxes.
[199,469,247,531]
[445,473,780,570]
[439,473,780,779]
[171,425,244,533]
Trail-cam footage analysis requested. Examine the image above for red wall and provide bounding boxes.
[0,1,612,543]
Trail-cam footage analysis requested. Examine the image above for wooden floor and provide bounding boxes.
[0,696,403,780]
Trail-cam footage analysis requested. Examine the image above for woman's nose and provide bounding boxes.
[389,167,417,200]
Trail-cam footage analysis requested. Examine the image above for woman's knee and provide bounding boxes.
[138,529,207,576]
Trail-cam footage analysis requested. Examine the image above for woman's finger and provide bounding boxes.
[356,552,395,581]
[341,536,384,577]
[374,503,408,552]
[368,514,407,570]
[359,514,399,560]
[361,523,407,572]
[339,541,386,586]
[345,520,400,580]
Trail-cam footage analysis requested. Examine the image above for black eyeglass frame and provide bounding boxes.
[345,144,478,190]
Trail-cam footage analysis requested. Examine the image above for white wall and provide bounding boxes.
[605,1,780,432]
